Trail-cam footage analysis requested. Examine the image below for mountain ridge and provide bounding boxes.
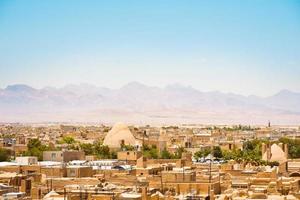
[2,82,298,98]
[0,82,299,124]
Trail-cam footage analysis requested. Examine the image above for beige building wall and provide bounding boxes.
[43,151,63,162]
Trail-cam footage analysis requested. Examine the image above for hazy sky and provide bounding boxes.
[0,0,299,96]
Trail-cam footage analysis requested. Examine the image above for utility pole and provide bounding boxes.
[209,158,211,199]
[207,154,212,200]
[183,165,185,182]
[80,185,82,200]
[143,130,146,147]
[160,171,163,192]
[64,188,66,200]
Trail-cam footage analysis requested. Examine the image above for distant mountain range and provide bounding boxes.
[0,82,300,125]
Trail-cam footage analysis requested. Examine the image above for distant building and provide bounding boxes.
[43,150,85,163]
[117,151,142,162]
[43,151,63,162]
[15,156,38,166]
[262,143,288,163]
[66,166,93,178]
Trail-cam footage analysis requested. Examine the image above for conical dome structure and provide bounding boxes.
[103,123,139,148]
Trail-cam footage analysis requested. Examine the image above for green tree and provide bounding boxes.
[94,142,111,159]
[268,161,279,167]
[121,144,135,151]
[174,147,185,159]
[212,146,223,158]
[25,138,50,160]
[110,151,117,159]
[149,148,159,159]
[222,149,236,161]
[27,138,42,149]
[194,148,211,160]
[142,144,159,159]
[279,137,300,158]
[160,148,173,159]
[0,148,11,161]
[60,136,76,144]
[80,143,94,155]
[222,139,265,165]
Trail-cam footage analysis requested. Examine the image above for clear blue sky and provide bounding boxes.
[0,0,299,96]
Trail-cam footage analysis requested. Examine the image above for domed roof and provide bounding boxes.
[44,190,60,198]
[103,123,139,148]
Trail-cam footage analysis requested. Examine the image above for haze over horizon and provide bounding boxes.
[1,82,299,98]
[1,1,300,96]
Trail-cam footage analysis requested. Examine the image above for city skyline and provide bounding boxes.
[0,0,300,96]
[1,2,300,199]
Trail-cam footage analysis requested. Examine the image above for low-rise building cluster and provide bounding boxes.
[0,123,299,199]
